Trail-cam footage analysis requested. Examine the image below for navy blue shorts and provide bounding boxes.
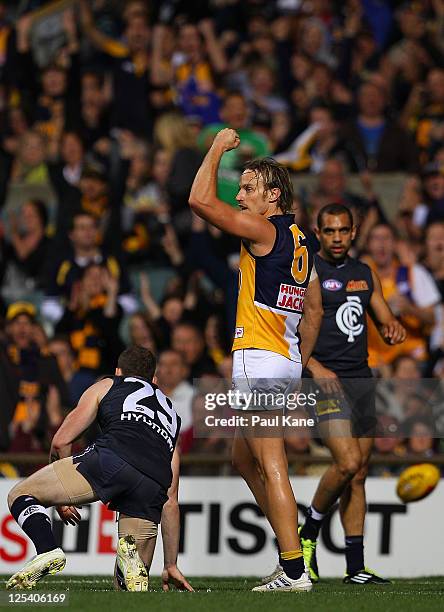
[73,445,168,523]
[309,377,377,437]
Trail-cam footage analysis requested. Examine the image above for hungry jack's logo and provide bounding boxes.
[276,284,306,312]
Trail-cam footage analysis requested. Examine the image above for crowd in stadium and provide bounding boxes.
[0,0,444,476]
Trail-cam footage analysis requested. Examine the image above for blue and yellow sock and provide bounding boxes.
[280,549,305,580]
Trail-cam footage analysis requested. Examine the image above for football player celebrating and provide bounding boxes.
[190,128,322,592]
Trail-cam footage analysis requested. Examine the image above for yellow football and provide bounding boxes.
[396,463,440,503]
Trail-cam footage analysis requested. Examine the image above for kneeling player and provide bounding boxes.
[6,346,192,592]
[113,448,186,591]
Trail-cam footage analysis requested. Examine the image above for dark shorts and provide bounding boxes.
[308,377,377,437]
[72,445,168,523]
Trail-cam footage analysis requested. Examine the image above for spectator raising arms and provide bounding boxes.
[2,199,52,303]
[55,264,124,376]
[43,212,135,323]
[80,0,153,137]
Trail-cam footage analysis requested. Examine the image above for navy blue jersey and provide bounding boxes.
[94,376,181,489]
[312,254,374,377]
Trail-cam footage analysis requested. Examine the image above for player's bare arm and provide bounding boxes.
[161,449,193,592]
[49,378,113,527]
[298,274,323,368]
[368,270,407,345]
[307,356,342,395]
[50,378,113,462]
[189,128,276,254]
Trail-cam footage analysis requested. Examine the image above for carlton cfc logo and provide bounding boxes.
[336,296,364,342]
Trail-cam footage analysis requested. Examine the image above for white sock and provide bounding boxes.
[310,505,326,521]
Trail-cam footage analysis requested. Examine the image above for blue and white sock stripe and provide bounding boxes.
[17,504,49,528]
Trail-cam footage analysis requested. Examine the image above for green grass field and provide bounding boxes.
[1,576,444,611]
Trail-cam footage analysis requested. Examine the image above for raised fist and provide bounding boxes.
[212,128,240,152]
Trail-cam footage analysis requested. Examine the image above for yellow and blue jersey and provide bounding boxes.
[232,214,314,362]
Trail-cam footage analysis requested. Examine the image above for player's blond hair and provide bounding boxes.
[243,157,294,214]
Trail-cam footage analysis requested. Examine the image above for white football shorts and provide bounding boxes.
[231,348,302,411]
